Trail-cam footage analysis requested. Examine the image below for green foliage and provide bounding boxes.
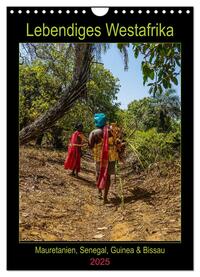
[19,44,120,146]
[19,42,181,162]
[60,63,121,141]
[19,63,59,128]
[118,90,181,169]
[59,102,94,144]
[117,43,130,70]
[19,45,73,129]
[19,94,26,128]
[92,43,180,97]
[87,64,120,119]
[122,89,180,133]
[132,43,181,96]
[126,97,156,131]
[128,128,180,168]
[150,89,181,132]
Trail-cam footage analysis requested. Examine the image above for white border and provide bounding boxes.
[1,0,200,276]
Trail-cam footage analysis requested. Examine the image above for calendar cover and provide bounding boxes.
[7,6,193,270]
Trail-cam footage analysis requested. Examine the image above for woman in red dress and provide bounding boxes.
[64,123,84,177]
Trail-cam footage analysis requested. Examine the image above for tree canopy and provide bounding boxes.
[19,44,120,147]
[19,42,181,145]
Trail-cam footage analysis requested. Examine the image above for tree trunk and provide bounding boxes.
[19,43,92,145]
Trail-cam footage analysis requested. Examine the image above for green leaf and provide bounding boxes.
[167,49,172,57]
[158,84,163,95]
[175,57,181,67]
[143,75,148,85]
[163,79,168,89]
[117,43,123,51]
[149,53,154,64]
[143,43,149,53]
[149,86,153,95]
[142,62,148,74]
[149,70,155,80]
[171,76,178,85]
[134,48,139,59]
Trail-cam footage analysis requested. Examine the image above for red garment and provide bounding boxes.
[97,126,109,190]
[64,131,82,172]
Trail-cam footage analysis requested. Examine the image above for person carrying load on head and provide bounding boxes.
[64,122,86,177]
[88,113,122,204]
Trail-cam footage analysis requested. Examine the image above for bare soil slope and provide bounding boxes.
[19,146,181,241]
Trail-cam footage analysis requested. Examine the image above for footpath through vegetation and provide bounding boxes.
[19,146,181,242]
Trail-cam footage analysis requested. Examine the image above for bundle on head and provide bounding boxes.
[110,123,126,161]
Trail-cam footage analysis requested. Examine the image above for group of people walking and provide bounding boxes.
[64,113,125,204]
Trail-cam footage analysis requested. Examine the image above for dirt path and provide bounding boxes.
[19,146,181,242]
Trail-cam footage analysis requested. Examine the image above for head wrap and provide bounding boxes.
[94,113,107,128]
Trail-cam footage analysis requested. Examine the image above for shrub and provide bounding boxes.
[128,128,180,168]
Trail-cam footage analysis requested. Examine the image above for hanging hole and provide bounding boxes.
[91,7,109,16]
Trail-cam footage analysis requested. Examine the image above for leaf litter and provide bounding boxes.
[19,146,181,241]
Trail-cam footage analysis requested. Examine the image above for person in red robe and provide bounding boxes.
[89,113,118,204]
[64,123,84,177]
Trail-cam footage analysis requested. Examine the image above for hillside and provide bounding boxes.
[19,146,181,242]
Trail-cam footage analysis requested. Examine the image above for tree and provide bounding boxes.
[19,60,65,130]
[19,50,120,147]
[150,89,181,132]
[19,43,92,144]
[19,42,181,144]
[19,44,76,146]
[56,63,121,143]
[106,43,181,96]
[87,63,120,117]
[124,90,180,133]
[126,98,156,131]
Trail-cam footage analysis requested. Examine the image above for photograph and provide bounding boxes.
[19,42,181,242]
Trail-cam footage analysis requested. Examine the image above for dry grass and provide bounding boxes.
[19,146,181,242]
